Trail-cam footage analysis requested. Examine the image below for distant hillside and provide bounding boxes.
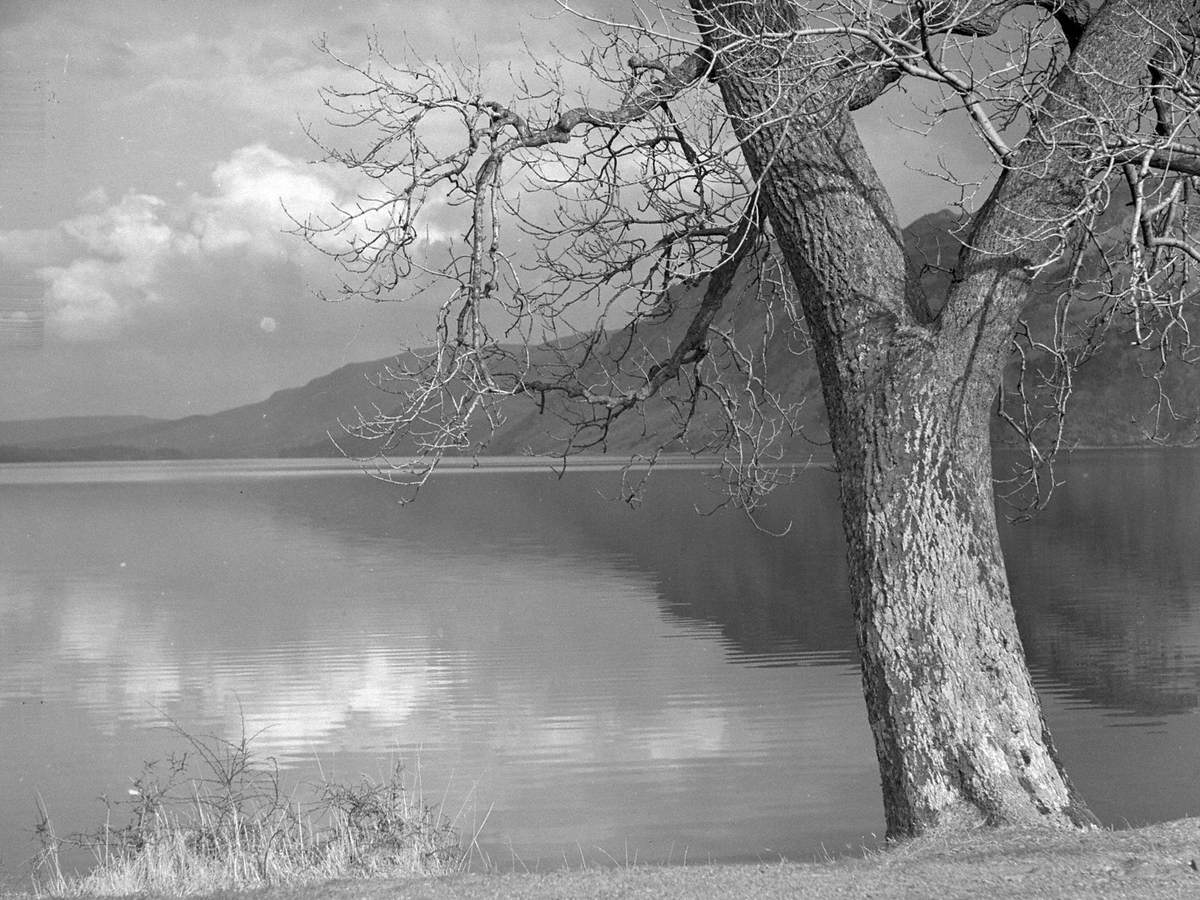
[0,415,164,447]
[2,211,1198,462]
[0,361,401,461]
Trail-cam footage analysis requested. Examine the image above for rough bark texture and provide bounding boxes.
[689,0,1190,838]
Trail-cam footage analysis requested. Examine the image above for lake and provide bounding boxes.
[1,452,1198,885]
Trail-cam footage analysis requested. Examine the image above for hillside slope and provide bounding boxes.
[3,211,1197,461]
[0,416,164,447]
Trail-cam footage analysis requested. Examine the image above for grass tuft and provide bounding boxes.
[31,720,465,896]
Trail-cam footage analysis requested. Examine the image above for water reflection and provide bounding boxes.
[2,454,1199,885]
[249,463,858,663]
[245,456,1200,717]
[0,464,878,881]
[1001,451,1200,716]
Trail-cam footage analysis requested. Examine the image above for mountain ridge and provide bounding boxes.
[3,211,1197,462]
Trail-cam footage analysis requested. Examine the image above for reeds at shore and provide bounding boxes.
[30,723,467,897]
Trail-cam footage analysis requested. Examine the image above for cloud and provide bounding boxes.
[112,2,592,130]
[0,138,462,419]
[64,189,173,259]
[187,143,358,256]
[0,0,666,420]
[5,145,380,341]
[36,191,171,339]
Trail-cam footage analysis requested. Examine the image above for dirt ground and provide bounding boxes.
[7,818,1199,899]
[215,818,1200,900]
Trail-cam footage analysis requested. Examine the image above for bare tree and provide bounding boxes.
[300,0,1200,839]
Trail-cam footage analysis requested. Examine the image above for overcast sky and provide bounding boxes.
[0,1,984,422]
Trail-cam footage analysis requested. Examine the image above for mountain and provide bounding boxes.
[0,415,164,448]
[0,361,400,461]
[2,211,1197,462]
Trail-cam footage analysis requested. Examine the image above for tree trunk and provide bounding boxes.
[853,1,1186,832]
[688,0,1109,838]
[689,0,1196,838]
[835,354,1095,836]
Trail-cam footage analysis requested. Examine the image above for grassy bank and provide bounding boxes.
[21,724,466,897]
[8,818,1198,898]
[19,818,1194,900]
[7,722,1197,898]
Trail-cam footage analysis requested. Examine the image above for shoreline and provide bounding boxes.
[216,818,1200,900]
[7,819,1197,900]
[0,442,1193,468]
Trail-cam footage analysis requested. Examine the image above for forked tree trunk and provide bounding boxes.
[687,0,1122,838]
[762,150,1094,835]
[827,0,1183,834]
[689,0,1191,837]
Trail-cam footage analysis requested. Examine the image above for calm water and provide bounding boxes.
[0,452,1198,884]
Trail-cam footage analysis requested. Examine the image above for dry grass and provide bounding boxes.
[30,722,466,897]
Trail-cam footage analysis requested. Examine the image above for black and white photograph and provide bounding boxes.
[2,2,1199,897]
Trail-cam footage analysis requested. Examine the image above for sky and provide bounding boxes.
[0,1,985,422]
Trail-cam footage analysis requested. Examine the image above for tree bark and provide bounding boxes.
[836,355,1095,835]
[682,0,1195,837]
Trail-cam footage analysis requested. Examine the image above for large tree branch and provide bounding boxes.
[1108,140,1200,177]
[495,49,714,151]
[940,0,1196,390]
[847,0,1093,110]
[512,198,763,413]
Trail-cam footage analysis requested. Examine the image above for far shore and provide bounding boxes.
[0,442,1185,470]
[6,819,1198,900]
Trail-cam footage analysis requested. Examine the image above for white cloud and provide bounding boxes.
[41,258,140,339]
[35,191,173,339]
[6,145,381,341]
[64,189,173,259]
[189,144,346,255]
